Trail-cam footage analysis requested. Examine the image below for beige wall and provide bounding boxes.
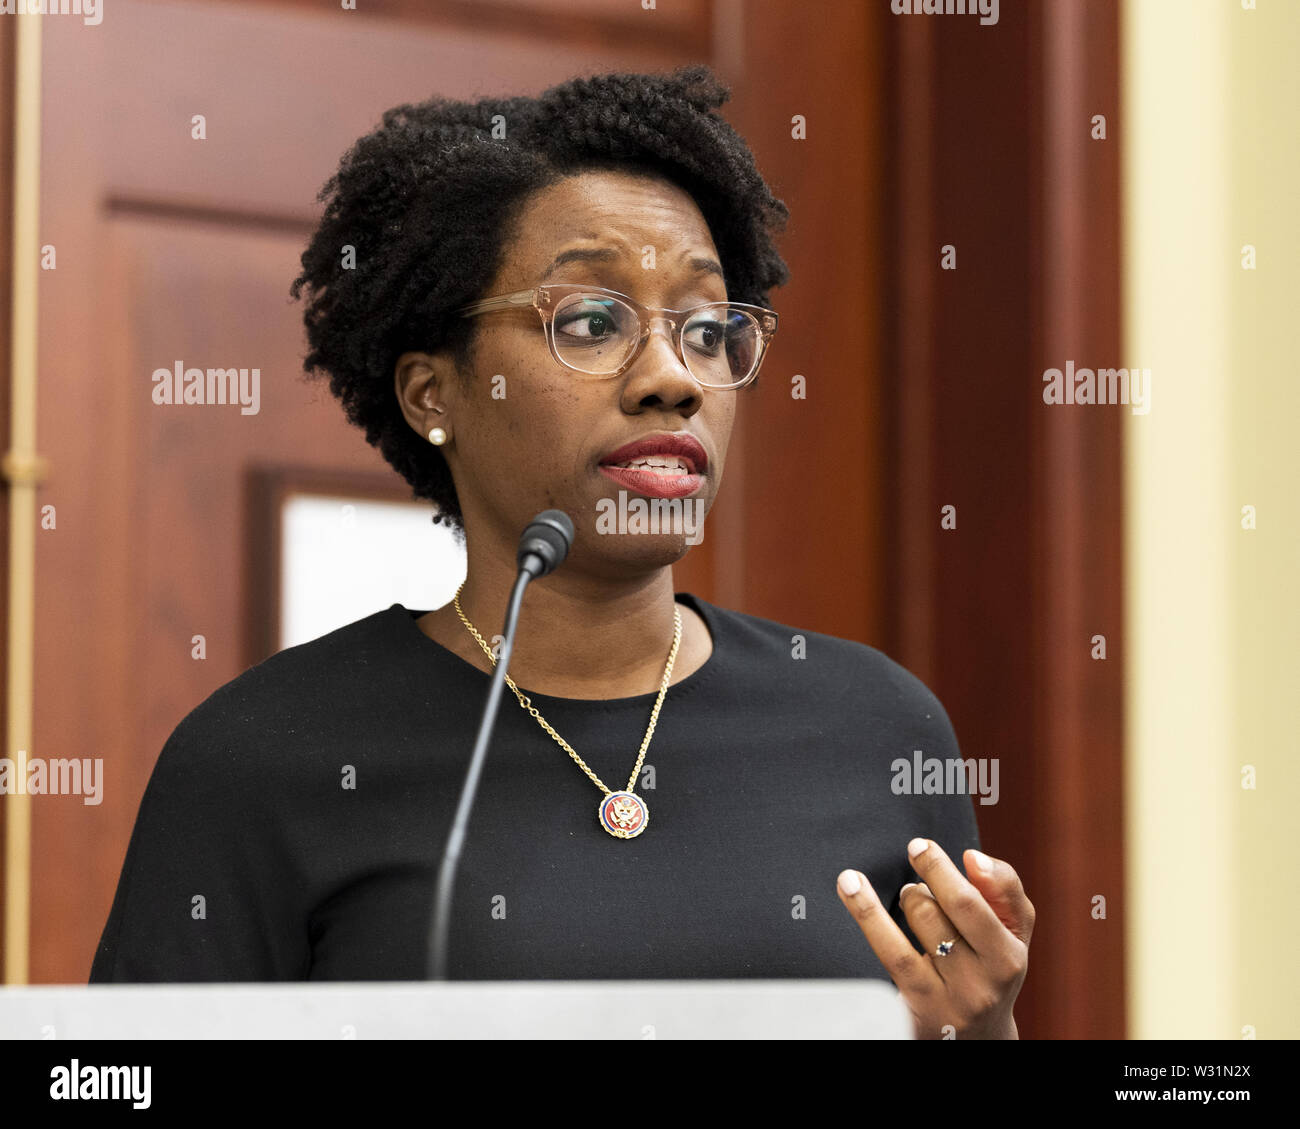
[1123,0,1299,1038]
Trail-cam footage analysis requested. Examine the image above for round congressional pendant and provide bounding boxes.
[598,790,648,839]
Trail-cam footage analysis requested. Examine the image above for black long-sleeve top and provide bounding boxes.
[89,593,981,982]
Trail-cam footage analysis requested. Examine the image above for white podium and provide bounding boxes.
[0,981,912,1039]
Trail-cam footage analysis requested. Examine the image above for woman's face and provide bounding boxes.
[402,169,742,578]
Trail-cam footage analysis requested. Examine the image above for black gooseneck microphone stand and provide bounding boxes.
[426,509,575,980]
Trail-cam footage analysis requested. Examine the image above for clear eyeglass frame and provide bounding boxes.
[456,283,779,390]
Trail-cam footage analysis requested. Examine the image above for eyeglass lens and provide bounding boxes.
[551,293,761,386]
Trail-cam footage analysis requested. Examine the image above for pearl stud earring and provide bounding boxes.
[428,427,447,446]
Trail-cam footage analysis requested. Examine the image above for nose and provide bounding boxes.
[619,317,704,415]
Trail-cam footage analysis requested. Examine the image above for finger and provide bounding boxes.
[963,849,1036,946]
[899,883,969,978]
[906,838,1009,956]
[837,869,941,998]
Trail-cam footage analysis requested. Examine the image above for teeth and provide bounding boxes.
[613,456,690,473]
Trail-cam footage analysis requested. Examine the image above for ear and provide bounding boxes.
[394,350,459,440]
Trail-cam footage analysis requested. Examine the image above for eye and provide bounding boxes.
[683,314,727,355]
[554,298,626,342]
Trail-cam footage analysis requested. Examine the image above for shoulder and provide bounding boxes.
[693,594,944,703]
[691,594,955,728]
[154,605,413,782]
[691,596,981,843]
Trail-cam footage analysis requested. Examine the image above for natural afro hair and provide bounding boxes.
[290,65,790,533]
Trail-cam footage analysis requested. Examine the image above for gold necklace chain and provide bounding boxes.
[452,581,682,797]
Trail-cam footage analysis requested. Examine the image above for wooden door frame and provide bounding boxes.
[0,17,15,980]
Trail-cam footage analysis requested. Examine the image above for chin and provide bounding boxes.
[587,484,712,546]
[578,533,696,577]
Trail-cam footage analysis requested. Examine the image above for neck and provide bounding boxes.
[451,541,690,700]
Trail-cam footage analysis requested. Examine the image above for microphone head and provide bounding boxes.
[517,509,575,579]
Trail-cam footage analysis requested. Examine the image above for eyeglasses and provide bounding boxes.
[457,283,778,390]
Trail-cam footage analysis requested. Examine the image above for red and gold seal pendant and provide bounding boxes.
[598,790,648,839]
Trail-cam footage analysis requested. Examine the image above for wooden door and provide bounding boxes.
[26,0,769,985]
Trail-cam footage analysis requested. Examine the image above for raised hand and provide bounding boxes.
[836,838,1034,1039]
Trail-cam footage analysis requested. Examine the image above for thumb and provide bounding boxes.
[963,849,1035,946]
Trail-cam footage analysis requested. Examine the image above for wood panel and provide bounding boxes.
[94,0,679,222]
[1029,0,1126,1042]
[721,0,881,643]
[221,0,714,51]
[877,1,1126,1038]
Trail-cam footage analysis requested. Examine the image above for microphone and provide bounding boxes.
[426,509,575,980]
[516,510,573,580]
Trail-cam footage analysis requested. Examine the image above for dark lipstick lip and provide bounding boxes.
[598,433,708,475]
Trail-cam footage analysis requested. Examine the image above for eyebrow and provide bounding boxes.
[541,246,725,282]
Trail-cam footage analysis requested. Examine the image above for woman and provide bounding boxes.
[90,66,1032,1038]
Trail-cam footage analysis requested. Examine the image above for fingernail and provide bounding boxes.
[900,882,917,896]
[907,837,929,860]
[969,849,993,875]
[838,869,862,895]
